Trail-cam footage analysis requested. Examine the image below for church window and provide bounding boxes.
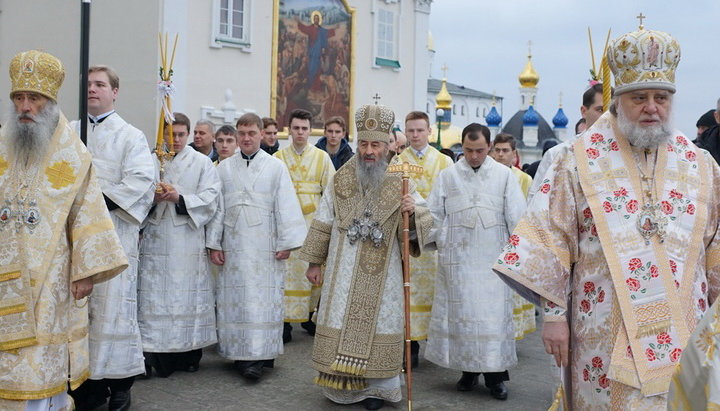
[374,7,400,68]
[426,102,430,113]
[211,0,251,50]
[461,105,465,115]
[476,107,480,117]
[453,104,456,115]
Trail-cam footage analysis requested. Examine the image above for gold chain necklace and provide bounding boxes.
[1,158,43,233]
[632,148,668,244]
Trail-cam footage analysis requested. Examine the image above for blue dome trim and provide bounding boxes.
[485,106,502,127]
[522,105,539,126]
[552,107,568,128]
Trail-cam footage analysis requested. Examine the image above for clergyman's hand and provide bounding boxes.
[71,277,94,300]
[275,250,291,260]
[401,193,415,215]
[542,320,570,367]
[210,249,225,265]
[306,264,323,285]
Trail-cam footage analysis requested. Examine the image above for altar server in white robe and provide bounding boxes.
[138,112,220,377]
[68,66,156,411]
[426,123,525,401]
[207,113,307,381]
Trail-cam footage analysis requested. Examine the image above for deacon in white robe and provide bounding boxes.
[68,66,157,410]
[425,125,525,400]
[138,115,220,377]
[207,113,307,381]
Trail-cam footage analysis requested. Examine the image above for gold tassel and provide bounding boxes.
[548,385,564,411]
[636,319,672,339]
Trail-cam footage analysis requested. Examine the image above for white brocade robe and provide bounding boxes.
[206,151,307,360]
[71,114,156,379]
[425,157,525,372]
[138,148,220,352]
[398,146,453,339]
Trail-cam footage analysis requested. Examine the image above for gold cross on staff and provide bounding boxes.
[388,161,424,179]
[637,12,646,30]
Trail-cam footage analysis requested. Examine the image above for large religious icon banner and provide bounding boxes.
[272,0,354,134]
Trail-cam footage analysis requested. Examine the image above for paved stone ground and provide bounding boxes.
[127,326,556,411]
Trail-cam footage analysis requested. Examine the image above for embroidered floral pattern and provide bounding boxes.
[663,188,695,221]
[579,281,605,318]
[583,355,610,395]
[625,257,656,299]
[543,299,564,317]
[578,207,598,241]
[647,332,679,362]
[539,179,551,194]
[585,133,620,166]
[499,235,521,267]
[601,186,638,220]
[667,136,698,169]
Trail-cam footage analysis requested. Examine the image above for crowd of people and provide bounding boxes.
[3,23,720,411]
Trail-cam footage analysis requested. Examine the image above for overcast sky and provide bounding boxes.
[428,1,720,138]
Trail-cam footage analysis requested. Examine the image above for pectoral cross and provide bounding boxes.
[637,12,646,30]
[372,93,382,105]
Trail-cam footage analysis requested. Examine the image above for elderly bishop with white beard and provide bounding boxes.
[298,104,432,411]
[0,50,127,411]
[493,25,720,409]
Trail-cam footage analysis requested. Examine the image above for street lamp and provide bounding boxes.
[435,108,445,150]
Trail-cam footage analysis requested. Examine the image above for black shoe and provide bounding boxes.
[301,320,316,336]
[488,382,508,400]
[185,363,199,372]
[456,372,480,392]
[241,361,264,381]
[108,390,131,411]
[283,322,293,343]
[362,398,385,410]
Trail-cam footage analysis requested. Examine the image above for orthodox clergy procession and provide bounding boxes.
[4,0,720,409]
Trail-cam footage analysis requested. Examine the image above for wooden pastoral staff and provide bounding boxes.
[386,161,423,411]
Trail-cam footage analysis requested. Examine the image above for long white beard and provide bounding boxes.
[616,104,673,149]
[4,102,59,166]
[356,154,388,194]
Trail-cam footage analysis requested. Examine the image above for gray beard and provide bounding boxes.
[616,105,673,149]
[4,101,59,166]
[356,155,388,194]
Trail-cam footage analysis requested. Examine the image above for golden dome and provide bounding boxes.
[427,31,435,51]
[430,123,462,149]
[435,78,452,110]
[518,55,539,88]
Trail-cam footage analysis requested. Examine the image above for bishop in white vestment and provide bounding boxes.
[426,124,525,400]
[138,115,220,377]
[299,105,433,410]
[207,114,307,381]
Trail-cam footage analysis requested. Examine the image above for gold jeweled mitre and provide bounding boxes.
[355,104,395,143]
[606,26,680,95]
[9,50,65,101]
